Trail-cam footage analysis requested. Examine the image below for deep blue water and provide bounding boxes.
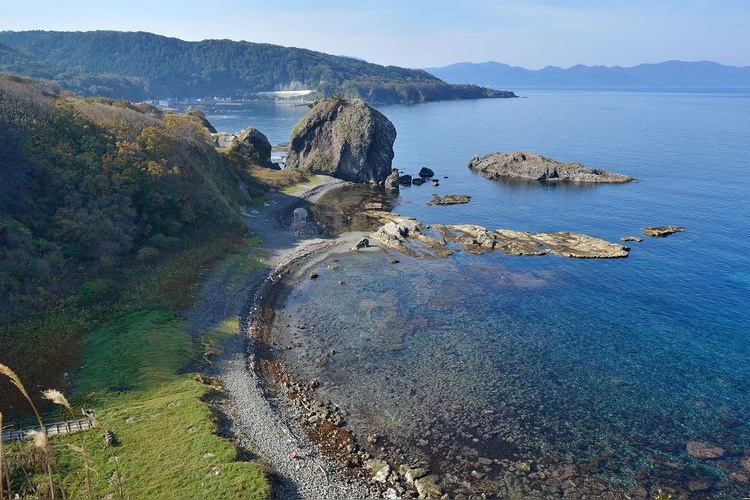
[205,92,750,496]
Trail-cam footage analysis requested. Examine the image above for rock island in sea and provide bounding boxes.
[468,151,634,183]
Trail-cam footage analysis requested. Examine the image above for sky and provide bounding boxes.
[1,0,749,69]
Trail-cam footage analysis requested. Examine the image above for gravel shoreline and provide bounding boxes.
[207,176,378,499]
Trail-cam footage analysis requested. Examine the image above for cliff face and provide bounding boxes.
[468,152,634,184]
[285,98,396,183]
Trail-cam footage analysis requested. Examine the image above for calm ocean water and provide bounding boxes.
[208,92,750,497]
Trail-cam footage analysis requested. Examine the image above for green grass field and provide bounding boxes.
[2,234,272,499]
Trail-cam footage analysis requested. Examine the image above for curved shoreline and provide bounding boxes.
[213,176,379,499]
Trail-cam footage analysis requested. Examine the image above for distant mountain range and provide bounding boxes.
[425,61,750,90]
[0,30,512,104]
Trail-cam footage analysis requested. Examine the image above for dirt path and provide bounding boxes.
[184,176,376,499]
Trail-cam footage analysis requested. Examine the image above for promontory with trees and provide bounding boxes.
[0,30,516,104]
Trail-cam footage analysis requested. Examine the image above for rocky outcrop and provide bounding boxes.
[429,194,471,205]
[285,98,396,182]
[398,174,413,185]
[229,126,277,169]
[186,108,217,133]
[642,226,686,237]
[384,169,400,190]
[291,207,325,237]
[211,132,235,149]
[368,214,629,259]
[418,167,435,178]
[468,152,633,183]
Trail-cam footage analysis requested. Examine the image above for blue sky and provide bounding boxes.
[1,0,748,68]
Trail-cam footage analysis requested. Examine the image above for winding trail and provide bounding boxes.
[186,176,376,499]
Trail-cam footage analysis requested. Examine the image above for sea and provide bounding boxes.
[201,91,750,497]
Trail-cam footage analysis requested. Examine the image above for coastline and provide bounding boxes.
[207,176,379,499]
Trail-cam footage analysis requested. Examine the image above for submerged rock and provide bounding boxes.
[286,97,396,182]
[411,178,426,186]
[414,474,442,499]
[686,441,725,459]
[468,151,634,183]
[642,225,686,237]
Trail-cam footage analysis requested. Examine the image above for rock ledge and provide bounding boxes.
[468,152,633,183]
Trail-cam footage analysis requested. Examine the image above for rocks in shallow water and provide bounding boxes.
[411,178,426,186]
[429,194,471,205]
[414,474,442,499]
[743,457,750,472]
[688,481,711,492]
[621,235,643,242]
[384,168,401,191]
[642,225,686,237]
[400,466,427,485]
[686,441,725,458]
[419,166,435,178]
[468,151,634,183]
[398,174,413,185]
[370,215,629,259]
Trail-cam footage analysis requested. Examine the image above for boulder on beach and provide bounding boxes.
[468,152,633,183]
[286,97,397,182]
[229,126,278,169]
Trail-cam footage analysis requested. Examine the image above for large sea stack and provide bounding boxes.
[285,97,396,182]
[468,152,633,183]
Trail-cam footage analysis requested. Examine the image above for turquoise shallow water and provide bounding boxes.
[207,92,750,496]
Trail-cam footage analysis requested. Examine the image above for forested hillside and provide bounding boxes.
[0,75,250,322]
[0,75,263,414]
[0,31,513,103]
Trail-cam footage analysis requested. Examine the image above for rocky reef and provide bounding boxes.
[286,97,396,183]
[468,152,634,183]
[428,194,471,205]
[369,213,629,259]
[642,225,686,237]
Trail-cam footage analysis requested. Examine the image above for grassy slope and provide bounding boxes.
[4,235,271,499]
[59,310,268,499]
